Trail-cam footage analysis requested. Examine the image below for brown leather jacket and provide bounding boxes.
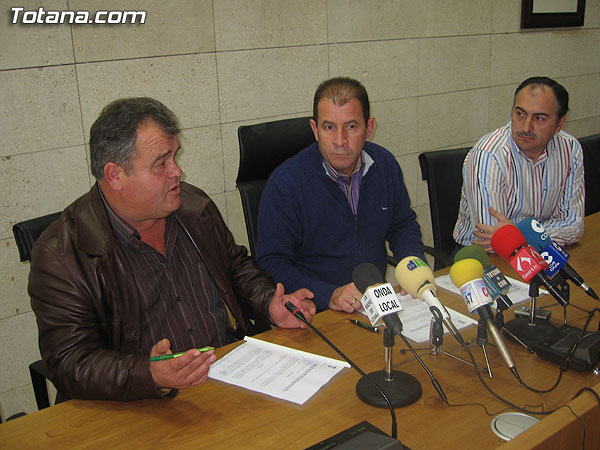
[29,182,275,401]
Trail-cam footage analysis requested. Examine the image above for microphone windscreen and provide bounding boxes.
[394,257,436,298]
[352,263,384,294]
[454,245,492,269]
[490,224,527,259]
[449,258,484,288]
[516,218,548,251]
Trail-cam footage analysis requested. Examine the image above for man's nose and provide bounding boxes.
[333,128,347,146]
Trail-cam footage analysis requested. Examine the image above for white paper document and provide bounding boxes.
[208,336,350,405]
[434,274,546,305]
[394,293,477,343]
[357,292,477,343]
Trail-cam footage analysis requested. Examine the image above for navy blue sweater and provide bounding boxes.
[256,141,424,310]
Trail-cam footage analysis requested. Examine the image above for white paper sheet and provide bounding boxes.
[357,293,477,343]
[434,274,547,305]
[208,336,349,405]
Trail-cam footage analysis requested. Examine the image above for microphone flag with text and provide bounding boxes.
[490,224,569,306]
[450,258,517,373]
[454,245,513,312]
[353,263,403,336]
[516,218,598,300]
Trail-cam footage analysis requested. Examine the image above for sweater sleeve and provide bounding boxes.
[256,172,337,310]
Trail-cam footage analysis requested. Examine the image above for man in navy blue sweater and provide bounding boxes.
[257,77,424,311]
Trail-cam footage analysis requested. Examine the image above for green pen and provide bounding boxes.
[149,346,214,362]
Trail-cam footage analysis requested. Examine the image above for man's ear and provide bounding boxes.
[103,162,124,191]
[309,119,319,142]
[366,117,376,140]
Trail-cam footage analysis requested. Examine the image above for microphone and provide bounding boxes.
[353,263,404,336]
[284,301,399,440]
[454,245,513,312]
[516,218,598,300]
[394,256,462,341]
[449,258,517,374]
[490,224,569,306]
[353,263,448,404]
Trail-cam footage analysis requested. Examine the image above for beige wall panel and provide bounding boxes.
[1,0,73,70]
[77,54,219,141]
[583,0,600,29]
[0,146,90,238]
[0,381,37,419]
[216,46,327,123]
[225,190,250,251]
[491,32,552,85]
[327,0,417,42]
[492,0,521,33]
[221,113,312,193]
[178,125,224,195]
[418,35,491,96]
[560,74,600,122]
[550,29,600,78]
[563,116,600,138]
[370,97,418,159]
[1,66,83,156]
[214,0,326,51]
[418,88,489,152]
[488,83,516,131]
[329,40,418,102]
[0,241,31,318]
[0,312,41,402]
[71,0,214,62]
[418,0,491,37]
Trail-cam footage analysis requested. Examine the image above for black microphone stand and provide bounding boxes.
[356,327,423,408]
[503,278,558,348]
[428,307,489,374]
[477,317,493,378]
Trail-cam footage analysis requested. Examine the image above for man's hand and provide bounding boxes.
[269,283,316,328]
[329,282,363,313]
[472,207,512,252]
[149,338,216,390]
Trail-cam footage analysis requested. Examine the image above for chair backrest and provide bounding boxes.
[236,116,315,256]
[13,212,62,262]
[579,133,600,216]
[418,147,470,270]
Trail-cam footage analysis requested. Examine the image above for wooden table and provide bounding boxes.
[2,214,600,449]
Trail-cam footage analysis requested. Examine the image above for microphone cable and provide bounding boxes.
[284,302,399,440]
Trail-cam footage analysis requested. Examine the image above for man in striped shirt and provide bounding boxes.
[453,76,584,253]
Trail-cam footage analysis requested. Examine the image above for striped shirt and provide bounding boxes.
[323,150,374,215]
[453,122,584,247]
[100,188,234,355]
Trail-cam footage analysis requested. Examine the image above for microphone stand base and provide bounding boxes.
[502,317,557,348]
[356,370,422,408]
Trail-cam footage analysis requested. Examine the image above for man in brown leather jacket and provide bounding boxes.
[29,97,316,402]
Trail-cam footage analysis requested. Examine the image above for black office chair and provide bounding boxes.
[236,116,315,256]
[418,147,470,271]
[579,134,600,216]
[13,211,62,410]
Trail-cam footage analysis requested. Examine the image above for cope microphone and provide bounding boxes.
[394,256,462,342]
[449,258,517,375]
[454,245,513,312]
[516,218,598,301]
[491,224,569,306]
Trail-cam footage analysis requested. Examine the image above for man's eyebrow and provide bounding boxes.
[152,149,172,165]
[514,106,550,117]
